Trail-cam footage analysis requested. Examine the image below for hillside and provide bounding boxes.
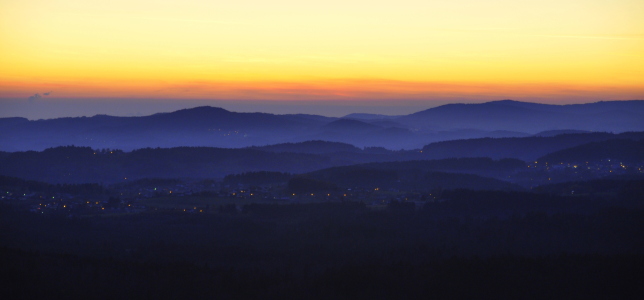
[537,139,644,164]
[302,158,527,192]
[421,132,644,161]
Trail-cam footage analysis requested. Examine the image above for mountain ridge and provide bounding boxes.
[2,100,643,151]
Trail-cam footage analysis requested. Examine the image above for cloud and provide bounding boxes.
[28,91,52,102]
[28,93,42,102]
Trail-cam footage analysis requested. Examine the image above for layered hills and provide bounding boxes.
[2,100,642,151]
[1,131,642,187]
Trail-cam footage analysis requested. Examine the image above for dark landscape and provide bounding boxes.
[2,100,644,299]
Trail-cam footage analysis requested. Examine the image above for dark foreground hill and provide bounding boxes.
[2,191,643,299]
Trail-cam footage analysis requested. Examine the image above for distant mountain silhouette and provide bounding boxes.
[1,100,642,151]
[0,107,327,151]
[0,117,29,127]
[398,100,644,133]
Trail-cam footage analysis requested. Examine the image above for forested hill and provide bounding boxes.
[536,139,644,164]
[421,132,644,161]
[339,157,526,172]
[251,140,361,154]
[0,145,425,184]
[298,158,527,192]
[303,169,524,192]
[0,146,336,184]
[0,175,107,195]
[0,146,521,186]
[2,131,643,184]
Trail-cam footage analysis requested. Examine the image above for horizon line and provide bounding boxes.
[2,98,643,120]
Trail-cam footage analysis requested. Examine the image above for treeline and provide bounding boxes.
[305,167,524,192]
[223,171,292,187]
[252,140,361,154]
[354,157,526,171]
[0,175,107,195]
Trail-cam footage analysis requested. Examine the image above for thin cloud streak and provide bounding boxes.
[27,94,41,102]
[534,34,644,40]
[430,27,644,40]
[136,16,242,25]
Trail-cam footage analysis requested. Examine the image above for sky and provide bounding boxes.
[1,0,643,118]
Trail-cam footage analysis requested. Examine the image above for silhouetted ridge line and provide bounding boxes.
[2,100,643,151]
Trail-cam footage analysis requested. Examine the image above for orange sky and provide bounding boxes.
[1,0,643,108]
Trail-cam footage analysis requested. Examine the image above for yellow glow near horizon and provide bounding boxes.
[1,0,643,101]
